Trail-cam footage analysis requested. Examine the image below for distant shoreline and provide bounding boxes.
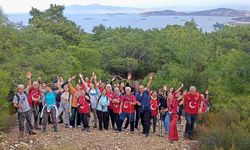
[232,17,250,22]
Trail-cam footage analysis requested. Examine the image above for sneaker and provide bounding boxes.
[77,125,81,128]
[81,128,86,131]
[86,128,90,132]
[170,140,174,144]
[93,125,97,128]
[58,120,63,124]
[53,128,59,132]
[65,124,69,128]
[41,128,46,133]
[69,125,73,128]
[19,132,24,137]
[29,131,37,135]
[34,126,41,130]
[145,133,149,138]
[130,131,135,134]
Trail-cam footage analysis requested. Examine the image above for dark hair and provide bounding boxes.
[46,83,52,88]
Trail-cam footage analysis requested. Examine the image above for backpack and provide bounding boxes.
[11,91,28,114]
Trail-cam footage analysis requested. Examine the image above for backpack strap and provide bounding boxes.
[96,95,102,108]
[15,93,20,104]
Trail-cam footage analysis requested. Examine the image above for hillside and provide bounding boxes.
[64,4,150,14]
[142,8,248,17]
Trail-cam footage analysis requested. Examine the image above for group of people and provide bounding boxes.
[12,71,210,144]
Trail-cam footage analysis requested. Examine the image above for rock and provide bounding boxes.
[14,144,20,147]
[29,140,34,144]
[20,142,29,148]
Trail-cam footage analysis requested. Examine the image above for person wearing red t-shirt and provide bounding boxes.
[113,87,121,129]
[150,90,159,133]
[26,72,41,129]
[168,93,179,144]
[106,84,116,130]
[184,86,203,140]
[201,90,209,113]
[117,87,137,133]
[77,90,90,132]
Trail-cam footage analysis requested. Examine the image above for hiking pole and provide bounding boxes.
[129,96,132,132]
[159,113,163,138]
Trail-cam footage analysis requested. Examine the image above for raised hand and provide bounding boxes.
[181,83,184,88]
[92,72,95,77]
[71,75,77,80]
[163,85,168,91]
[26,71,32,80]
[112,75,116,81]
[93,74,97,81]
[205,90,209,95]
[79,73,83,79]
[127,73,132,80]
[148,73,154,80]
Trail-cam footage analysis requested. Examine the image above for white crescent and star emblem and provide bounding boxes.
[124,101,129,108]
[151,104,157,110]
[189,102,196,109]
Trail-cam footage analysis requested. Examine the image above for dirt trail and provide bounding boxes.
[0,120,199,150]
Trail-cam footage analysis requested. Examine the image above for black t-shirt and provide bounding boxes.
[158,94,166,110]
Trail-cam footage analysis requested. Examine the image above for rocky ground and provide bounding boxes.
[0,119,200,150]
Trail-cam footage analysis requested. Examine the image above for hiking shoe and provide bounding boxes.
[145,133,149,138]
[86,128,90,132]
[170,140,174,144]
[53,128,59,132]
[34,126,41,130]
[19,132,24,137]
[65,124,69,128]
[29,131,37,135]
[41,128,46,133]
[93,124,97,128]
[58,120,63,124]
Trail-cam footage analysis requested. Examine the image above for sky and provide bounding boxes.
[0,0,249,13]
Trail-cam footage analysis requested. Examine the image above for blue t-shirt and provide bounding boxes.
[136,91,150,110]
[44,91,57,106]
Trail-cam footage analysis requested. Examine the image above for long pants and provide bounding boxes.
[91,108,98,126]
[57,102,70,125]
[114,113,119,128]
[151,116,157,132]
[109,109,116,129]
[42,106,57,130]
[140,109,151,134]
[135,106,140,128]
[18,110,33,133]
[38,102,43,124]
[97,110,109,130]
[118,112,135,132]
[80,113,90,129]
[164,112,170,133]
[70,107,81,127]
[185,113,197,138]
[169,113,179,141]
[30,104,39,128]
